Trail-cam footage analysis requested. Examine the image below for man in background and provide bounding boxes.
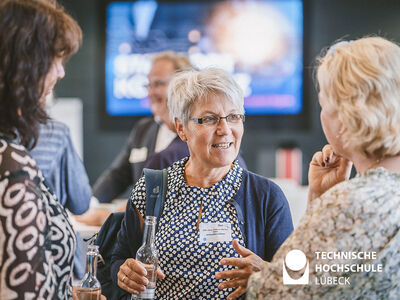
[76,51,192,225]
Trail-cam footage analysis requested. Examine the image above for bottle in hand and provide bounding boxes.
[133,216,158,300]
[75,244,102,300]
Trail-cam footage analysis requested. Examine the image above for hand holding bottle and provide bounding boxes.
[117,258,165,296]
[118,216,164,299]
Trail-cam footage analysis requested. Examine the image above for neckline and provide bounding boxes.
[357,166,389,177]
[176,157,242,191]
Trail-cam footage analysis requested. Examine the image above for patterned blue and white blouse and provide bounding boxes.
[132,157,245,299]
[0,138,76,299]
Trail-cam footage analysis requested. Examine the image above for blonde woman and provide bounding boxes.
[247,37,400,299]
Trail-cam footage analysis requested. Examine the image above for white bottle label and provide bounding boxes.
[139,288,155,298]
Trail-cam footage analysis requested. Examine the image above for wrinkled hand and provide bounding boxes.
[308,144,352,204]
[74,208,111,226]
[118,258,165,295]
[215,239,264,300]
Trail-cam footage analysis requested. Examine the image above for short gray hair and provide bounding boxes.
[167,68,244,123]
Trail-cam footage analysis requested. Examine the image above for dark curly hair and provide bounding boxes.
[0,0,82,149]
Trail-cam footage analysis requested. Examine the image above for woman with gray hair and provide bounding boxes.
[111,68,293,299]
[247,37,400,299]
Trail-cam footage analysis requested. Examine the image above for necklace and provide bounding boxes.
[366,158,382,171]
[357,158,383,176]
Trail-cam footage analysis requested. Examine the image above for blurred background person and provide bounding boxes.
[247,37,400,299]
[112,68,293,299]
[92,51,191,203]
[75,52,192,226]
[31,119,91,215]
[0,0,82,298]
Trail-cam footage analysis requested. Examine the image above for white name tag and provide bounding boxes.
[129,147,148,163]
[199,223,232,244]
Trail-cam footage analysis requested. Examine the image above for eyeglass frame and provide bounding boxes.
[144,78,171,89]
[189,113,245,126]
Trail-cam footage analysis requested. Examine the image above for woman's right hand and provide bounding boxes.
[117,258,165,295]
[308,144,352,205]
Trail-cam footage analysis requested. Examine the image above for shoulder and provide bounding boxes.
[40,120,70,135]
[0,139,38,179]
[146,138,188,169]
[314,168,400,216]
[48,119,69,131]
[239,169,289,214]
[136,117,157,131]
[241,169,284,195]
[158,137,187,157]
[126,117,157,143]
[38,120,70,144]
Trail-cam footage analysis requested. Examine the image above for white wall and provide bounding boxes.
[47,97,83,160]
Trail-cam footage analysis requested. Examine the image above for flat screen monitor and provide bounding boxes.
[105,0,303,116]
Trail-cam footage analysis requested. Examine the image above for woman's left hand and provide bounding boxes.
[215,239,264,300]
[308,144,352,204]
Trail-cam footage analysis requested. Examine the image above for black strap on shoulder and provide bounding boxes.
[143,168,168,231]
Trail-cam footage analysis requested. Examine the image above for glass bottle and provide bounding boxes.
[133,216,158,300]
[75,244,101,300]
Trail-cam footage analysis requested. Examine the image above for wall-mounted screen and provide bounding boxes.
[105,0,303,116]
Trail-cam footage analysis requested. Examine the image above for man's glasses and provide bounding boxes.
[144,79,170,89]
[189,114,245,126]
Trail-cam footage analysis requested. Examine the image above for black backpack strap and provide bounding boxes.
[94,212,126,300]
[143,168,168,230]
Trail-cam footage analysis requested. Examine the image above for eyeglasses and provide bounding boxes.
[144,78,170,89]
[189,114,245,126]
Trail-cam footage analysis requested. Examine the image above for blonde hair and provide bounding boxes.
[153,51,192,72]
[168,68,244,124]
[317,36,400,159]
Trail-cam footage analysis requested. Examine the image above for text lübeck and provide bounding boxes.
[315,276,350,285]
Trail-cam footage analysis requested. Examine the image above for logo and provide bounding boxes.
[283,249,309,285]
[152,185,160,194]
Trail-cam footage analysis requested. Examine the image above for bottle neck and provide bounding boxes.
[142,220,156,247]
[85,251,98,277]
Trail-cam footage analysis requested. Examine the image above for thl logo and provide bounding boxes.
[282,249,309,285]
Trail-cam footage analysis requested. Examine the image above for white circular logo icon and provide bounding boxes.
[285,249,307,271]
[283,249,309,285]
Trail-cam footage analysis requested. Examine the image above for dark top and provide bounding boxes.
[93,118,160,203]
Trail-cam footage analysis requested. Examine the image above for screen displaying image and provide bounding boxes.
[106,0,303,116]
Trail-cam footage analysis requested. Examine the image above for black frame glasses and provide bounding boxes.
[189,114,245,126]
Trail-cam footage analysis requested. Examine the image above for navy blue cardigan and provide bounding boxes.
[110,168,293,289]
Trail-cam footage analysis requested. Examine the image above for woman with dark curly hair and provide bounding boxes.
[0,0,83,298]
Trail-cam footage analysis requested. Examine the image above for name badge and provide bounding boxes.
[199,222,232,244]
[129,147,148,163]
